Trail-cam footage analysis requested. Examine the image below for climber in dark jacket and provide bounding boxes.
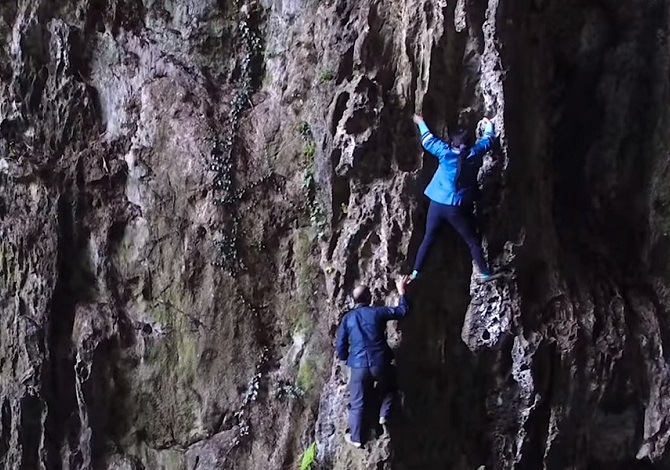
[335,276,410,448]
[410,114,496,282]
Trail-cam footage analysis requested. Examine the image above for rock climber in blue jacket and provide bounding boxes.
[335,275,410,448]
[410,114,496,282]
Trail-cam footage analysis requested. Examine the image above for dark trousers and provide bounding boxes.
[348,365,395,444]
[413,200,490,274]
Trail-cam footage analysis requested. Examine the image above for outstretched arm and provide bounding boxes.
[379,295,409,320]
[469,118,495,159]
[335,316,349,362]
[379,276,410,320]
[413,115,454,163]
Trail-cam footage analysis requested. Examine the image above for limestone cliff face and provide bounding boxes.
[1,0,670,469]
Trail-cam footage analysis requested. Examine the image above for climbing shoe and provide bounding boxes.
[344,433,362,449]
[476,272,494,283]
[475,271,510,283]
[379,416,388,425]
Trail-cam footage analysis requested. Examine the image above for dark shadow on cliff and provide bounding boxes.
[469,0,670,467]
[384,1,501,465]
[392,244,491,469]
[44,172,93,469]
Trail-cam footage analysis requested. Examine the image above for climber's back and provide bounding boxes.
[336,285,408,368]
[419,120,495,206]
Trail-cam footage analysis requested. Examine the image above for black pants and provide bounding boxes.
[413,200,489,274]
[348,365,395,444]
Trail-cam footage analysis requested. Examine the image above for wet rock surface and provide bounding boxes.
[1,0,670,469]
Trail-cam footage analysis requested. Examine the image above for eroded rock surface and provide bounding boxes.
[1,0,670,469]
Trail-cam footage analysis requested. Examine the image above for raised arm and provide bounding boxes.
[413,115,455,163]
[379,295,409,321]
[335,315,349,362]
[468,118,495,159]
[379,276,410,321]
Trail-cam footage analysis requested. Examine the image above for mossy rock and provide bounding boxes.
[285,229,320,336]
[296,353,327,403]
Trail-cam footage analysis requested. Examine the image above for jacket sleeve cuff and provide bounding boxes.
[483,120,494,136]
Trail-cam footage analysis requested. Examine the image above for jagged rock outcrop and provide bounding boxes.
[2,0,670,469]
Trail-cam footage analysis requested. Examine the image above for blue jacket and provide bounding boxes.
[417,120,495,205]
[335,295,409,368]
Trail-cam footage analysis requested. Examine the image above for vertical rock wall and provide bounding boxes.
[1,0,670,469]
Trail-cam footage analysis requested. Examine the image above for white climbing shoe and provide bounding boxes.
[344,433,362,449]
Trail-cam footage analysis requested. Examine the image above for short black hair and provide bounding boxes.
[449,127,470,148]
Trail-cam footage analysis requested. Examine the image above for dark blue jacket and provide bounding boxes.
[418,120,495,205]
[335,295,409,368]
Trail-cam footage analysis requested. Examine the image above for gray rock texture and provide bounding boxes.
[1,0,670,469]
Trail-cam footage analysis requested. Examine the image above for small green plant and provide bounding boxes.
[309,206,326,237]
[296,121,327,237]
[277,383,306,400]
[251,239,266,252]
[299,442,317,470]
[304,142,316,160]
[340,203,348,215]
[318,69,334,83]
[298,121,311,138]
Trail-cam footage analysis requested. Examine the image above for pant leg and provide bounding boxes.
[349,367,371,443]
[370,364,396,420]
[413,201,445,273]
[444,205,490,274]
